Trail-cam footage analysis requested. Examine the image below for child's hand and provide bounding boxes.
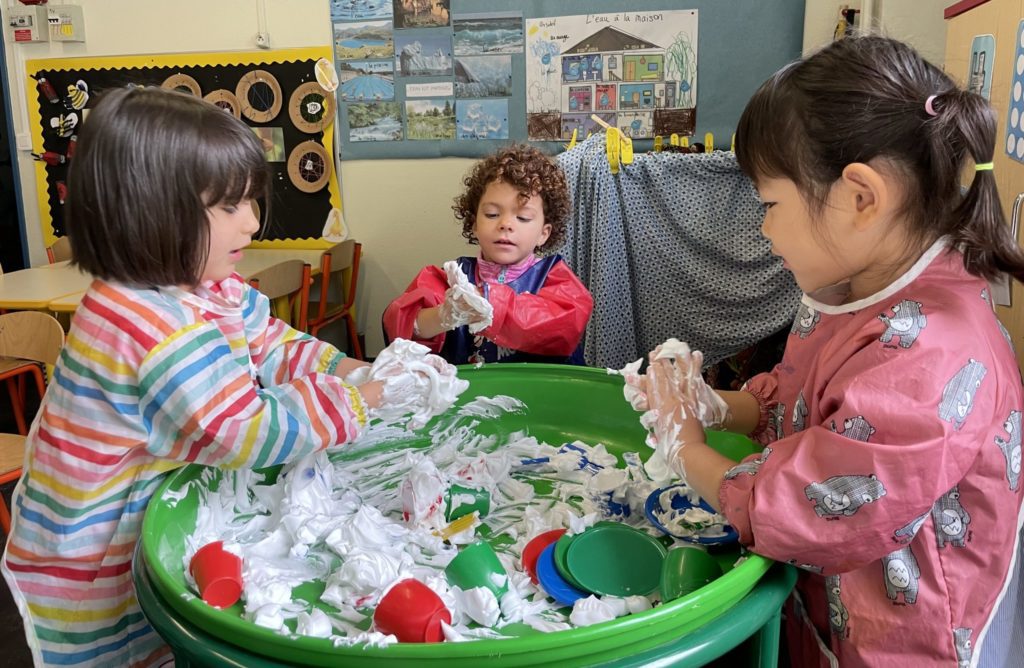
[645,356,706,479]
[651,340,730,429]
[357,380,384,410]
[440,261,494,333]
[335,357,371,379]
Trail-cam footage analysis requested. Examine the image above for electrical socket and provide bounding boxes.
[255,31,270,49]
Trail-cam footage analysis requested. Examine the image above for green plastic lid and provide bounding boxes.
[565,524,667,597]
[553,533,589,591]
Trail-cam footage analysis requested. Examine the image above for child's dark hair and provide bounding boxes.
[453,143,570,251]
[736,34,1024,282]
[67,86,270,286]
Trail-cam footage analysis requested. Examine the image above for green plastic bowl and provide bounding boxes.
[141,363,772,667]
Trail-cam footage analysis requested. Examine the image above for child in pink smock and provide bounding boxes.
[641,36,1024,667]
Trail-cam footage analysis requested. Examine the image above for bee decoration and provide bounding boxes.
[65,80,89,110]
[50,111,78,138]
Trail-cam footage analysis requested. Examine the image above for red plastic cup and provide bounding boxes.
[188,541,243,609]
[373,578,451,643]
[521,529,566,584]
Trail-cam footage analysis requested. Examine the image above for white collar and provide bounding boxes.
[802,236,950,315]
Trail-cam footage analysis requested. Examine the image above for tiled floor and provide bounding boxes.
[1,386,42,667]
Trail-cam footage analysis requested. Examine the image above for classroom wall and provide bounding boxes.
[802,0,948,66]
[1,0,472,357]
[945,0,1024,370]
[3,0,810,358]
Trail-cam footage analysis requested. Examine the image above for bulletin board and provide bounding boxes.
[26,47,342,249]
[330,0,804,160]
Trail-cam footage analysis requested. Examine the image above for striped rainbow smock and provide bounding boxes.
[2,274,367,666]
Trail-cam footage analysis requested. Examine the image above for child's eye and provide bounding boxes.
[222,205,239,214]
[483,212,499,219]
[517,216,533,223]
[760,202,776,210]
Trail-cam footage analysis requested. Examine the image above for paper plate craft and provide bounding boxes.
[203,89,242,119]
[644,484,739,546]
[162,73,202,97]
[287,140,331,193]
[236,70,283,123]
[289,81,334,134]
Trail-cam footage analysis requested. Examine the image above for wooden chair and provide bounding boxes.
[247,260,312,332]
[0,311,65,534]
[308,240,363,359]
[46,235,72,264]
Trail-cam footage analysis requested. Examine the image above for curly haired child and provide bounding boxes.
[383,144,593,365]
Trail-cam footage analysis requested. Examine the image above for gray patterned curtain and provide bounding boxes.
[555,133,801,369]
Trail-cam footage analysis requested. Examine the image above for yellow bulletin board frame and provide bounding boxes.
[26,47,340,251]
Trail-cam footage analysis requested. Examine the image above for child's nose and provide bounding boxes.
[246,209,261,234]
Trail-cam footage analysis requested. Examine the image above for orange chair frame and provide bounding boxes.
[308,241,363,360]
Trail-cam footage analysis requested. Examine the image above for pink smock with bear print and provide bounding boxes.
[719,239,1024,668]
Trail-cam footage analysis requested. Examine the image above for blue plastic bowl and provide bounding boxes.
[644,484,739,546]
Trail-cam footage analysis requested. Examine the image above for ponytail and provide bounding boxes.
[940,90,1024,282]
[736,35,1024,285]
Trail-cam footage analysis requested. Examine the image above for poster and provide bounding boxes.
[968,34,994,101]
[526,10,698,140]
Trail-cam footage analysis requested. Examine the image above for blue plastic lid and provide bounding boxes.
[536,543,588,607]
[644,484,739,546]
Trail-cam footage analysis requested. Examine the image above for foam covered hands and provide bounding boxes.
[439,261,494,333]
[345,339,469,429]
[613,339,730,481]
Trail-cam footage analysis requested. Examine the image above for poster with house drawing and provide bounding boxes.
[526,10,697,141]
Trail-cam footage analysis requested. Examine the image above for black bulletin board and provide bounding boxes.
[26,48,341,248]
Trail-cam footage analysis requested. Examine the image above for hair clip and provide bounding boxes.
[975,162,994,171]
[924,95,939,117]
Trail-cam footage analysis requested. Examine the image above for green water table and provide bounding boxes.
[137,364,796,667]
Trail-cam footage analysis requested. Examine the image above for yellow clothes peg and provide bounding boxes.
[606,128,621,174]
[681,136,689,148]
[564,127,578,151]
[731,133,736,153]
[670,133,680,146]
[654,135,663,152]
[704,132,714,153]
[619,132,634,165]
[590,114,625,173]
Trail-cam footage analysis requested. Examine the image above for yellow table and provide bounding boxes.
[235,248,326,279]
[0,261,94,311]
[46,248,328,314]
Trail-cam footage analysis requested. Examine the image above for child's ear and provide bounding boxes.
[840,162,890,230]
[539,223,552,248]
